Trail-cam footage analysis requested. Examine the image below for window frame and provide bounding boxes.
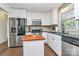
[61,8,76,30]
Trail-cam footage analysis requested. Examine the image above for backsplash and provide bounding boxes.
[26,26,56,32]
[65,29,79,35]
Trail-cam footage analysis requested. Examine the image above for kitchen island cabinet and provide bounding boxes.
[22,35,45,56]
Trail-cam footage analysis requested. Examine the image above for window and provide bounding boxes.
[61,9,75,30]
[63,18,75,29]
[61,9,74,20]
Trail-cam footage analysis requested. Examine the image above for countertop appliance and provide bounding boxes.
[9,18,26,48]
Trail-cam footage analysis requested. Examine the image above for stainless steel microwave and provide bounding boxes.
[32,19,41,25]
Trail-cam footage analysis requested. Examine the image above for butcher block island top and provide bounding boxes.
[22,35,45,41]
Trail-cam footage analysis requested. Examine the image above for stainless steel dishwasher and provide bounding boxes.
[62,37,79,56]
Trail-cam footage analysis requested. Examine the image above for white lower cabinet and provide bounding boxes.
[47,33,62,56]
[47,33,53,47]
[42,32,62,56]
[42,32,48,43]
[53,34,62,56]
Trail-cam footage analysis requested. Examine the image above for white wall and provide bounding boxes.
[0,4,10,44]
[0,10,8,43]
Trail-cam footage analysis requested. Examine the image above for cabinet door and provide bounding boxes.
[47,33,50,45]
[47,33,62,56]
[50,8,58,25]
[42,13,50,25]
[53,35,62,56]
[47,33,53,47]
[42,32,48,43]
[49,34,54,48]
[42,19,50,25]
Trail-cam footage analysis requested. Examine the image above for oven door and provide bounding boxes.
[62,41,79,56]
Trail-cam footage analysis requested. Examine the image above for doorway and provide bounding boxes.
[0,8,8,54]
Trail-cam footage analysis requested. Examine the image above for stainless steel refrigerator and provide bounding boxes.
[9,18,26,48]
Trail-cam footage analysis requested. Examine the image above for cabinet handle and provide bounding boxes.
[52,38,54,40]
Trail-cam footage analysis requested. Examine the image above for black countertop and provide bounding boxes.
[45,31,79,46]
[47,32,79,40]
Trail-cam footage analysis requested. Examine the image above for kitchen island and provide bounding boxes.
[22,35,45,56]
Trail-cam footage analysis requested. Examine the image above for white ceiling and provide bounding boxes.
[6,3,62,12]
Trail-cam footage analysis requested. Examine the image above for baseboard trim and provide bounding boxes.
[0,40,8,44]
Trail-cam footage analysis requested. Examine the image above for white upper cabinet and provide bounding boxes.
[9,9,26,18]
[26,12,51,25]
[26,12,44,25]
[74,3,79,19]
[50,7,59,25]
[42,12,50,25]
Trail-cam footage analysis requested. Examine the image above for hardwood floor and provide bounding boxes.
[0,42,57,56]
[0,42,8,55]
[44,44,57,56]
[0,47,23,56]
